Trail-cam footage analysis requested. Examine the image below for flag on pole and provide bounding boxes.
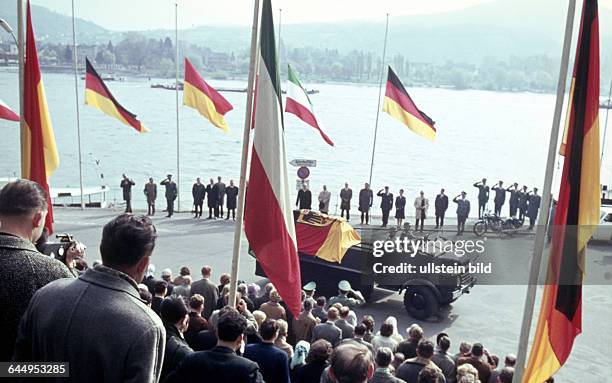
[382,66,436,141]
[23,0,59,234]
[0,99,19,122]
[244,0,302,317]
[285,64,334,146]
[84,58,148,133]
[183,57,233,132]
[522,1,600,382]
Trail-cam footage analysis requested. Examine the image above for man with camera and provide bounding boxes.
[0,180,73,361]
[36,231,87,277]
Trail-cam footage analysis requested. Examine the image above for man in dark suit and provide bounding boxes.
[216,176,226,218]
[144,177,157,216]
[120,174,135,213]
[296,183,312,210]
[527,188,541,230]
[340,183,353,221]
[189,265,219,320]
[206,178,218,219]
[377,186,394,228]
[435,188,449,229]
[192,178,206,218]
[225,180,239,220]
[160,297,193,380]
[312,307,342,347]
[161,174,178,217]
[491,181,506,216]
[473,178,489,219]
[164,307,264,383]
[151,280,167,316]
[335,307,355,340]
[244,320,291,383]
[506,182,520,217]
[518,185,530,221]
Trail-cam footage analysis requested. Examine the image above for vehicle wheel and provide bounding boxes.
[403,286,439,320]
[473,221,487,236]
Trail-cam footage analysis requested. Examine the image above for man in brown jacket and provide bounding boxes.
[293,299,318,343]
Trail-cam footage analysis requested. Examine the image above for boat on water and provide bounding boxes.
[150,82,319,94]
[80,75,122,82]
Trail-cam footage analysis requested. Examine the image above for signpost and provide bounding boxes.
[290,159,317,167]
[297,166,310,179]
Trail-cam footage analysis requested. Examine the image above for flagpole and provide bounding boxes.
[601,78,611,162]
[277,8,281,65]
[71,0,84,209]
[368,13,389,186]
[514,0,576,381]
[175,2,181,212]
[17,0,25,178]
[228,0,260,308]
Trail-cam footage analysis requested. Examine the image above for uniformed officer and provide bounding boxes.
[328,280,365,309]
[160,174,178,217]
[303,281,317,307]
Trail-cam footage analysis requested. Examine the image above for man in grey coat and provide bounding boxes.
[190,265,219,320]
[0,180,73,361]
[14,214,166,383]
[312,307,342,347]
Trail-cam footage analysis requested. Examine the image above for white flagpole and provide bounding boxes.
[601,78,611,162]
[277,8,282,67]
[17,0,25,178]
[368,13,389,186]
[228,0,261,307]
[513,0,576,381]
[71,0,84,209]
[175,2,181,213]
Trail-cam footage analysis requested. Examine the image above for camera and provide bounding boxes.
[36,233,86,262]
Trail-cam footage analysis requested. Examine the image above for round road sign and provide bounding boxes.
[297,166,310,180]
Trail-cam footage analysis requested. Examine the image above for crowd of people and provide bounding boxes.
[295,178,542,234]
[1,179,548,382]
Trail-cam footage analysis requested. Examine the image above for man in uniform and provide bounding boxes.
[527,187,541,230]
[296,183,312,210]
[215,176,226,218]
[518,185,529,221]
[302,281,317,307]
[434,189,448,230]
[206,178,218,219]
[473,178,489,219]
[377,186,394,228]
[161,174,178,218]
[506,182,520,217]
[453,191,470,235]
[340,183,352,221]
[192,178,206,219]
[328,280,365,309]
[144,177,157,216]
[491,180,506,216]
[120,174,135,213]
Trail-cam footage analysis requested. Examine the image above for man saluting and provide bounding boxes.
[120,174,135,213]
[161,174,178,218]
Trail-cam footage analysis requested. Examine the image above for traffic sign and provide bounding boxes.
[290,159,317,167]
[297,166,310,180]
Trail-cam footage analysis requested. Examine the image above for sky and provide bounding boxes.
[30,0,498,30]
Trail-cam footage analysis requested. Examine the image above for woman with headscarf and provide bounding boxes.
[290,340,311,381]
[293,339,332,383]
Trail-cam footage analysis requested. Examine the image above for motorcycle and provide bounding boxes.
[473,212,502,236]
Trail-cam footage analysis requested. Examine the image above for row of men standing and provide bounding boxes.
[120,174,238,219]
[473,178,541,227]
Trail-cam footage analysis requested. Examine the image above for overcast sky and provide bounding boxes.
[30,0,498,30]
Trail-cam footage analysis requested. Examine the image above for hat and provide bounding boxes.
[461,191,467,195]
[161,268,172,277]
[303,281,317,291]
[338,280,352,291]
[167,174,172,178]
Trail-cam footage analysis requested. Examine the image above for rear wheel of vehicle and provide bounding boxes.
[473,221,487,236]
[403,286,439,319]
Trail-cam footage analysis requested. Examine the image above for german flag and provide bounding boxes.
[23,0,59,233]
[383,66,436,141]
[522,1,600,382]
[183,57,233,132]
[295,210,361,263]
[84,58,147,133]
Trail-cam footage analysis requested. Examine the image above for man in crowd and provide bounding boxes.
[453,192,470,235]
[340,182,352,220]
[0,180,73,361]
[473,178,489,219]
[396,340,445,383]
[190,265,219,320]
[434,188,448,230]
[160,296,194,380]
[184,294,208,345]
[260,289,287,321]
[319,185,331,214]
[144,177,157,216]
[370,347,405,383]
[206,178,219,219]
[161,174,178,218]
[397,324,424,359]
[431,334,455,383]
[359,183,374,225]
[303,280,317,306]
[296,182,312,210]
[165,307,264,382]
[244,319,291,383]
[152,280,167,315]
[497,367,514,383]
[14,213,165,382]
[457,342,492,383]
[344,323,374,353]
[452,341,471,363]
[225,179,239,220]
[120,173,135,213]
[312,296,328,322]
[329,280,366,309]
[491,181,506,217]
[312,307,342,347]
[142,263,158,294]
[293,299,318,343]
[414,190,429,232]
[216,176,226,218]
[518,185,529,221]
[506,182,520,218]
[326,342,374,383]
[161,268,175,296]
[192,177,206,219]
[335,306,355,340]
[377,186,394,228]
[527,187,541,230]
